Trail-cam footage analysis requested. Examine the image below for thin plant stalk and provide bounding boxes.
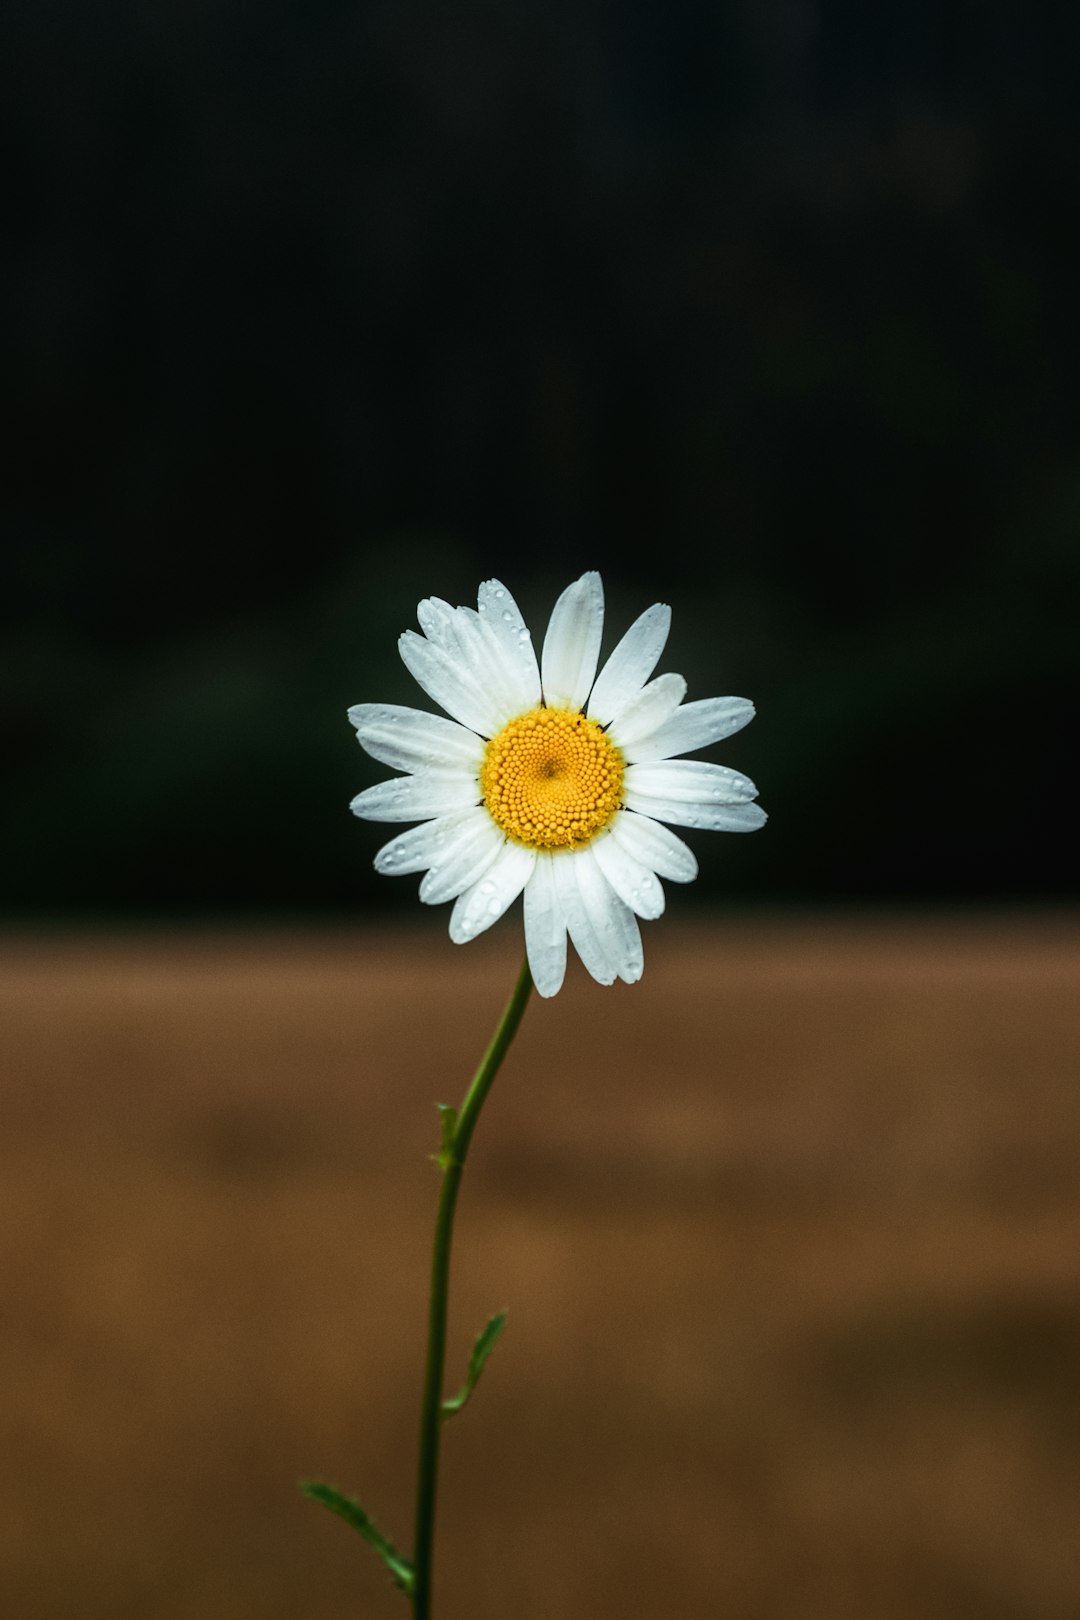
[411,956,534,1619]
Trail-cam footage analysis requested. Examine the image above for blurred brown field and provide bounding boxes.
[1,917,1079,1620]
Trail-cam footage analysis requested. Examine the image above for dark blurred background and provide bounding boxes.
[5,0,1078,919]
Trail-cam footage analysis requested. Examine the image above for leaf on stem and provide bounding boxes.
[434,1102,459,1170]
[441,1311,508,1421]
[300,1481,415,1595]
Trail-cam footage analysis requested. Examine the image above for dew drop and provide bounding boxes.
[487,898,501,916]
[494,588,505,599]
[502,610,514,623]
[517,628,530,643]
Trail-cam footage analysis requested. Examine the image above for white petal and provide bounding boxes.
[625,758,759,804]
[419,813,505,904]
[541,572,605,710]
[622,788,767,833]
[574,846,644,984]
[350,771,480,823]
[348,703,485,773]
[457,607,527,726]
[398,630,504,737]
[476,578,542,714]
[592,830,665,919]
[416,597,460,651]
[609,810,699,882]
[449,842,536,943]
[606,671,687,750]
[415,604,521,729]
[552,851,617,985]
[465,612,530,726]
[586,602,671,725]
[373,808,491,876]
[523,855,567,998]
[622,696,756,763]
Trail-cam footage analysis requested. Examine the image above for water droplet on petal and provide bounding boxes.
[502,610,514,623]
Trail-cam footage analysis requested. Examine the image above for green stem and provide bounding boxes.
[411,956,534,1620]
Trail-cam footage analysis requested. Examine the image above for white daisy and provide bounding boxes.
[349,572,765,998]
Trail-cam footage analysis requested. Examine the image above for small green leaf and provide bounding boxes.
[441,1310,508,1420]
[433,1103,458,1170]
[300,1481,414,1594]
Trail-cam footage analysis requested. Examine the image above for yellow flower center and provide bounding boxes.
[480,706,624,851]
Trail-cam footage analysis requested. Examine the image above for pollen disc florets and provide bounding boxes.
[480,706,624,851]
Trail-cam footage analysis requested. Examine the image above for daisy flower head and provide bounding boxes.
[349,573,765,998]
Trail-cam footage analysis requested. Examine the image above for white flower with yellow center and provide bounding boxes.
[349,572,765,997]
